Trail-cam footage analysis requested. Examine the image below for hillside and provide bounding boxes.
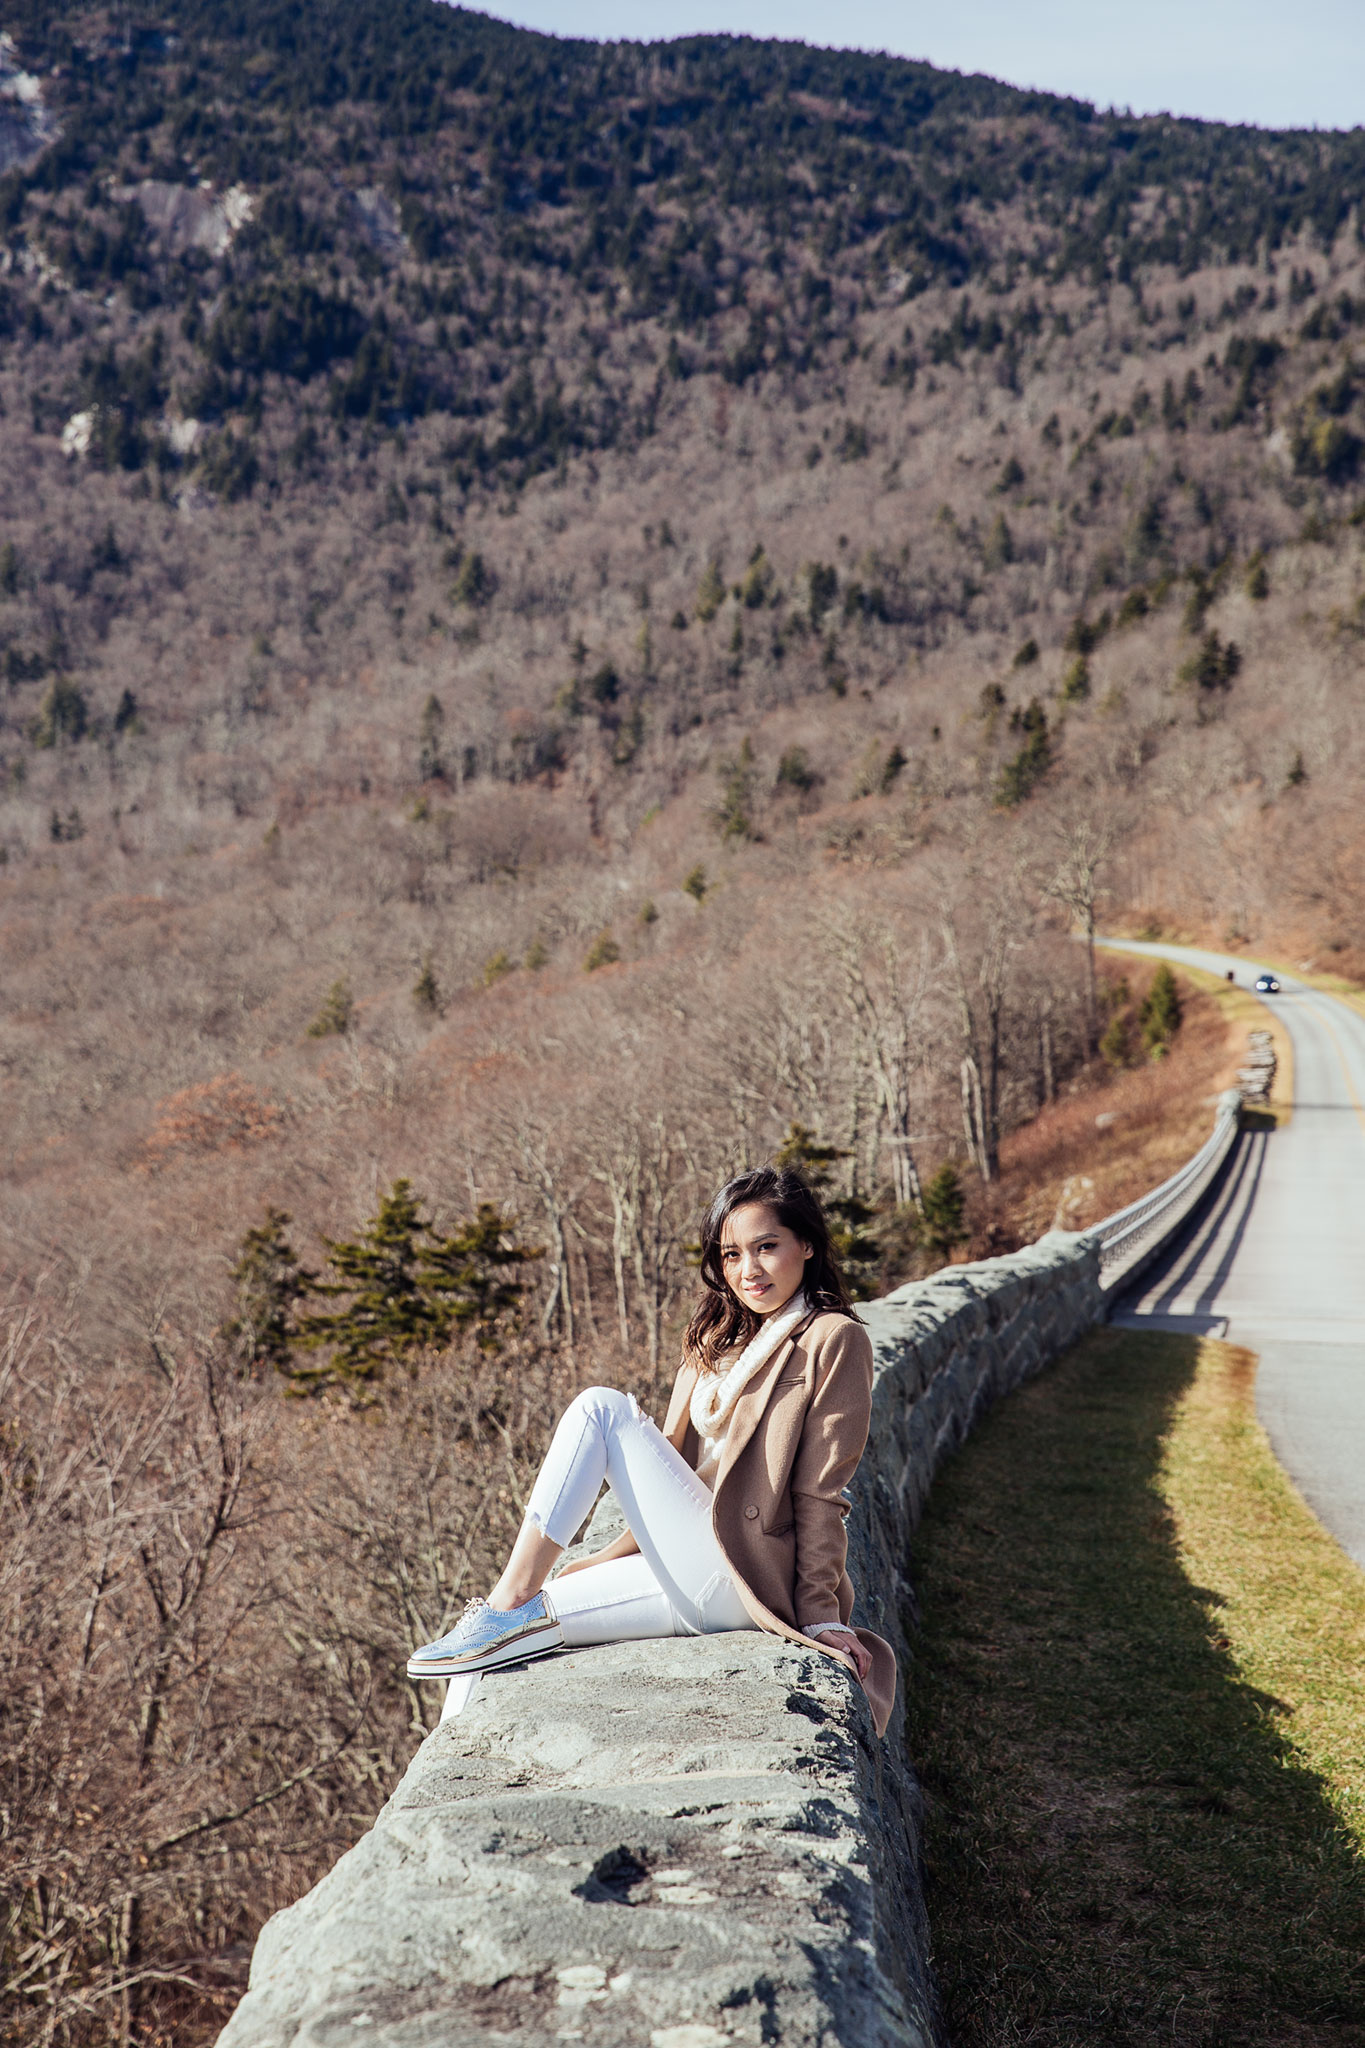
[2,6,1365,2039]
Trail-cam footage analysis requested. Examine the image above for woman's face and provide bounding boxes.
[719,1202,812,1319]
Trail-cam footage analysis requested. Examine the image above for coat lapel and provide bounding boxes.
[713,1309,815,1491]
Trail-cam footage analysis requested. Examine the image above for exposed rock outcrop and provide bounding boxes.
[219,1232,1103,2048]
[0,32,57,173]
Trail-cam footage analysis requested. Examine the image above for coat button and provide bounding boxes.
[744,1505,759,1520]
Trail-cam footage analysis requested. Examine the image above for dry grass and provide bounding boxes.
[908,1328,1365,2047]
[972,964,1255,1249]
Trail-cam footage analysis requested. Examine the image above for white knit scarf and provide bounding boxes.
[690,1291,809,1489]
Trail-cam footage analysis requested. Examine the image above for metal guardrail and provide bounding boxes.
[1083,1088,1243,1294]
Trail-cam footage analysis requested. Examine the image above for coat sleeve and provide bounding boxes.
[790,1321,874,1627]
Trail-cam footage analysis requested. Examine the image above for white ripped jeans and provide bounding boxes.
[526,1385,757,1642]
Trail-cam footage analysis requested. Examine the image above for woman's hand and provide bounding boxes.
[554,1530,641,1580]
[819,1626,872,1682]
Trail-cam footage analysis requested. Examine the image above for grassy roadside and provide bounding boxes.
[977,966,1259,1252]
[1100,943,1295,1126]
[907,1329,1365,2046]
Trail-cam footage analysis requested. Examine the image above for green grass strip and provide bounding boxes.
[907,1328,1365,2046]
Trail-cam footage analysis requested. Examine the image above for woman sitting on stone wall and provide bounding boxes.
[406,1165,895,1736]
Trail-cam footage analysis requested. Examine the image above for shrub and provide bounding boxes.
[1065,612,1110,656]
[1012,637,1039,668]
[1099,1009,1133,1067]
[994,700,1051,807]
[1061,657,1091,704]
[776,745,816,791]
[583,929,621,971]
[30,677,88,747]
[806,561,839,627]
[983,513,1014,568]
[682,864,708,902]
[739,548,774,608]
[418,693,445,780]
[483,950,513,985]
[524,935,550,968]
[452,551,493,606]
[1245,553,1270,600]
[920,1163,968,1264]
[836,418,869,461]
[694,559,726,622]
[198,430,259,501]
[1293,416,1362,485]
[1139,963,1182,1052]
[307,977,353,1037]
[713,739,756,842]
[1179,631,1241,690]
[412,953,441,1013]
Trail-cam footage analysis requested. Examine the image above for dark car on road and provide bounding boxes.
[1255,972,1281,993]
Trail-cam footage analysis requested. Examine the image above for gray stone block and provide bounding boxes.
[218,1234,1103,2048]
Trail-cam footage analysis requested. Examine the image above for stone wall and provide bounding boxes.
[218,1231,1103,2048]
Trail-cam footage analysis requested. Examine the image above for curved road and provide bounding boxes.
[1099,940,1365,1570]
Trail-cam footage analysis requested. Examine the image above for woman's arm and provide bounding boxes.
[555,1527,641,1579]
[790,1323,874,1629]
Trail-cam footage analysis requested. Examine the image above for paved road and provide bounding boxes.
[1100,940,1365,1570]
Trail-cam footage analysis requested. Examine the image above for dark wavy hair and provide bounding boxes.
[684,1165,855,1372]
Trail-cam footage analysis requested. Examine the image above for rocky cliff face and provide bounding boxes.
[218,1233,1102,2048]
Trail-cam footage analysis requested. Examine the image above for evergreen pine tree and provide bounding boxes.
[223,1207,314,1375]
[412,951,441,1013]
[920,1165,968,1265]
[1139,963,1183,1052]
[420,1203,542,1353]
[295,1179,441,1393]
[307,977,354,1038]
[774,1121,881,1297]
[417,693,445,781]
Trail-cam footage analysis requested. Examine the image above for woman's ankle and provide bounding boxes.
[486,1576,540,1611]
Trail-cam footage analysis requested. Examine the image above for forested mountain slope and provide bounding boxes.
[2,9,1365,2038]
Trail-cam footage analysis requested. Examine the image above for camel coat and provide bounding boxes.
[661,1306,896,1737]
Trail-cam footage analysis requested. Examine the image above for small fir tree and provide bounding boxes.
[223,1207,314,1375]
[994,700,1052,807]
[295,1179,441,1393]
[419,1203,543,1353]
[417,693,445,780]
[307,977,354,1038]
[920,1164,968,1266]
[694,559,726,622]
[774,1122,881,1298]
[1139,963,1183,1052]
[583,929,621,971]
[412,952,441,1014]
[713,739,756,841]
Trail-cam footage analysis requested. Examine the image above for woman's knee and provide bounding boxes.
[564,1384,637,1432]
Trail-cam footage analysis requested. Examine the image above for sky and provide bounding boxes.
[475,0,1365,131]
